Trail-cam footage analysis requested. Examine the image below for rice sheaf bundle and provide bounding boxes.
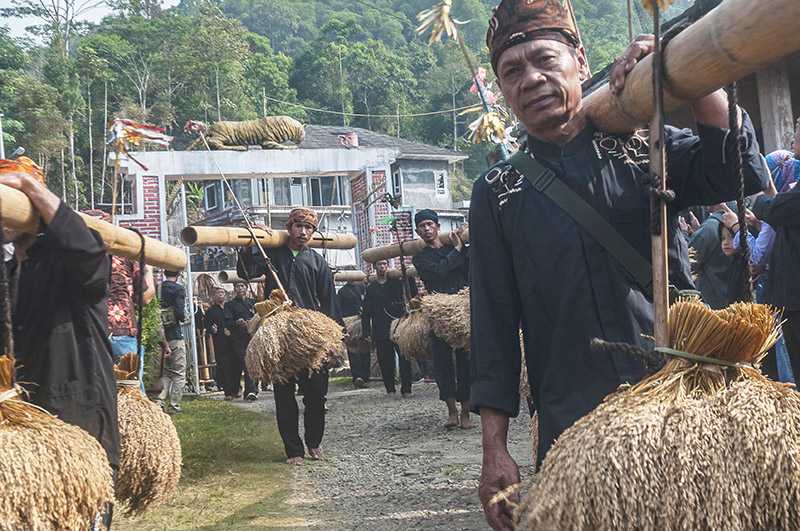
[343,315,371,354]
[419,288,471,351]
[390,298,434,360]
[246,290,344,384]
[114,354,182,514]
[518,299,799,531]
[0,355,113,530]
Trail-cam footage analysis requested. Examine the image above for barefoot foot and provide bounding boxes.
[286,456,304,466]
[308,447,324,461]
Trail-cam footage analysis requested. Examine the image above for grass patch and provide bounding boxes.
[115,398,304,530]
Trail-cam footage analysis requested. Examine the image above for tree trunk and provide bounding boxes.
[69,118,78,209]
[87,83,95,209]
[60,148,66,201]
[215,67,222,121]
[100,80,108,204]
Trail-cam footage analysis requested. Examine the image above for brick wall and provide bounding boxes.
[120,174,161,239]
[351,172,369,270]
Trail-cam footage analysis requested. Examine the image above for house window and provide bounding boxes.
[435,171,447,196]
[309,176,350,206]
[119,175,138,215]
[204,181,220,210]
[273,178,291,205]
[392,170,402,200]
[290,177,304,205]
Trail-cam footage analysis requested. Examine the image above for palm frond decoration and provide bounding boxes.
[642,0,673,15]
[468,112,508,145]
[416,0,457,44]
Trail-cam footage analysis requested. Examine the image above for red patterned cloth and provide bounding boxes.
[107,256,141,337]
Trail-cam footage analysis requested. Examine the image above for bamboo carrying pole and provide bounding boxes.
[368,267,417,282]
[361,228,469,263]
[218,270,264,284]
[584,0,800,133]
[0,184,187,270]
[333,270,368,283]
[181,226,357,250]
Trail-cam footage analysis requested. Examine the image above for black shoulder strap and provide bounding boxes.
[508,150,652,292]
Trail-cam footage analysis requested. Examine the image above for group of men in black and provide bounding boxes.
[202,281,258,401]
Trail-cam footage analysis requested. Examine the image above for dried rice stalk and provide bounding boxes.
[518,301,797,530]
[115,385,182,514]
[0,355,113,530]
[419,289,471,351]
[343,315,371,355]
[391,299,434,360]
[246,290,344,384]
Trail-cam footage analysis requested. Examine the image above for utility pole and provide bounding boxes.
[337,48,347,127]
[396,103,400,138]
[451,75,458,151]
[0,112,5,159]
[262,87,267,118]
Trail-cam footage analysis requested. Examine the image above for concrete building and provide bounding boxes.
[113,124,467,392]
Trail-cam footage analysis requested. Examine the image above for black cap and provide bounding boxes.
[414,209,439,227]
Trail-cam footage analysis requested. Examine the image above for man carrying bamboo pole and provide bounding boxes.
[362,259,418,397]
[469,2,770,529]
[411,209,472,429]
[237,207,342,465]
[0,169,120,478]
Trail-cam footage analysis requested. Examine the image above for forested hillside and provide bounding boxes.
[0,0,692,205]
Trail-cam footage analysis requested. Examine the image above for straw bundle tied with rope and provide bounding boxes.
[419,289,471,351]
[114,354,182,514]
[0,355,113,530]
[246,290,345,384]
[516,299,800,530]
[343,315,371,354]
[391,298,434,361]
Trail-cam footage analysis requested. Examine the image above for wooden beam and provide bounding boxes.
[757,63,795,152]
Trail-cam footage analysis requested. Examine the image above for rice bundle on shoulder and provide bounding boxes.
[0,355,113,530]
[390,297,434,361]
[518,299,800,531]
[419,288,471,351]
[114,353,182,514]
[343,315,371,354]
[246,290,344,384]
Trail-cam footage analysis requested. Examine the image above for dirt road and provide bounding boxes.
[234,379,533,530]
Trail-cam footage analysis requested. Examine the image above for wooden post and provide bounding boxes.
[757,63,795,152]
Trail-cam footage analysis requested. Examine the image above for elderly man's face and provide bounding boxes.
[496,39,589,137]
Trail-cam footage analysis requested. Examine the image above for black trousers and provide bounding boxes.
[348,349,371,382]
[211,336,228,394]
[375,339,412,394]
[431,336,471,402]
[784,310,800,381]
[273,367,328,458]
[228,340,257,397]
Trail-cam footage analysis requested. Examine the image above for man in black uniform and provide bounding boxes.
[224,281,257,401]
[337,277,369,388]
[238,207,341,465]
[206,287,231,398]
[411,209,472,429]
[362,259,417,396]
[1,167,118,526]
[471,2,770,528]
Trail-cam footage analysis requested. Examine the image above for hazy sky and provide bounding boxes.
[1,0,179,41]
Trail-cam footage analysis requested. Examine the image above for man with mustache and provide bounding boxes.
[237,207,341,465]
[469,1,770,529]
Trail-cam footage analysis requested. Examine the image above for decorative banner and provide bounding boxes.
[110,119,173,147]
[0,156,45,185]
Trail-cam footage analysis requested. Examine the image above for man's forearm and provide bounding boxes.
[692,89,736,129]
[481,407,511,453]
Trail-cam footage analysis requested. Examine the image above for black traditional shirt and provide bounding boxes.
[223,297,255,353]
[237,245,341,324]
[205,304,229,352]
[412,244,469,294]
[14,203,119,468]
[753,185,800,310]
[160,280,185,341]
[469,114,769,463]
[362,277,418,341]
[337,282,366,318]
